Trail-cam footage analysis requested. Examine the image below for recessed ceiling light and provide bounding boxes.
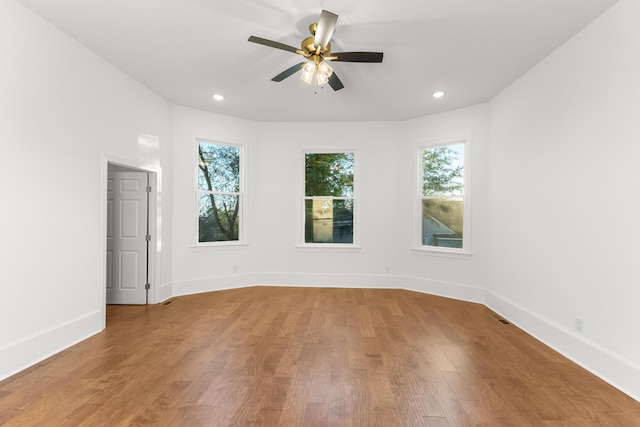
[433,91,445,98]
[212,94,224,101]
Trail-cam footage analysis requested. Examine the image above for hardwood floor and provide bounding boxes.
[1,287,639,426]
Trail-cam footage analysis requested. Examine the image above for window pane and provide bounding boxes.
[422,198,463,248]
[198,142,240,192]
[305,153,354,197]
[198,193,239,242]
[305,199,353,243]
[422,144,464,196]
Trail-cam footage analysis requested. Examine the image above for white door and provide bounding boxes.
[106,171,149,304]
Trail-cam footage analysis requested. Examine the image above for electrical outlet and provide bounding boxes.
[575,317,583,333]
[233,265,238,273]
[384,266,390,274]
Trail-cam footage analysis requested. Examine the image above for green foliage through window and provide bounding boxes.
[305,153,354,197]
[423,145,464,196]
[305,153,355,244]
[421,143,465,249]
[198,141,241,243]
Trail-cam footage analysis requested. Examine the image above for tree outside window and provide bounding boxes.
[197,141,241,243]
[421,143,465,249]
[304,152,354,244]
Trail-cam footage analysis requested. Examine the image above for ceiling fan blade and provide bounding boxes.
[328,72,344,91]
[271,63,305,82]
[314,10,338,50]
[248,36,299,54]
[331,52,384,63]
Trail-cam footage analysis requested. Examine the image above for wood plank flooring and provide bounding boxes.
[1,287,639,426]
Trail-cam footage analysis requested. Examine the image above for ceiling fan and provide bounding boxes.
[248,10,383,91]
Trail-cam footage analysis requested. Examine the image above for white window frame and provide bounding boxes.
[414,135,471,255]
[194,137,247,247]
[299,148,360,250]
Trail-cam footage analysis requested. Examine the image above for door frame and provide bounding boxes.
[100,154,161,328]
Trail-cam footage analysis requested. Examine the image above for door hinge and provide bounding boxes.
[145,234,151,242]
[145,283,151,290]
[146,185,152,193]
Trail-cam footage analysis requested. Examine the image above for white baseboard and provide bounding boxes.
[0,310,103,382]
[172,272,484,303]
[397,274,485,303]
[484,290,640,402]
[155,281,173,303]
[172,273,259,296]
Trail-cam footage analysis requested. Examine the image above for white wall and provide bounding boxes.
[0,0,173,380]
[171,105,257,290]
[404,105,491,299]
[486,0,640,400]
[248,121,409,281]
[171,106,489,301]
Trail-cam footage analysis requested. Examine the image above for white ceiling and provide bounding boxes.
[19,0,618,122]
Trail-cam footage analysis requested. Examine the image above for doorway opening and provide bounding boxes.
[106,163,156,306]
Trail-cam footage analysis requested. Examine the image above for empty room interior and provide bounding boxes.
[1,0,640,425]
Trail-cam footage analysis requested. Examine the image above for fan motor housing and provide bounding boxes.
[301,36,331,57]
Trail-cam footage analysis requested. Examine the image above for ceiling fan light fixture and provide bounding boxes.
[316,72,329,85]
[316,61,333,85]
[249,9,383,91]
[301,60,316,84]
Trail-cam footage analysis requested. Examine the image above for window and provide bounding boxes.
[418,138,469,252]
[304,152,355,245]
[197,140,243,244]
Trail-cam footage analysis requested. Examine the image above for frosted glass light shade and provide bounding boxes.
[301,61,316,84]
[316,60,333,85]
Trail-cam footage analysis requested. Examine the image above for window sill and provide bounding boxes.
[190,242,249,251]
[296,244,362,253]
[411,247,471,259]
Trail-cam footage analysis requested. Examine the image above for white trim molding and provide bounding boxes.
[192,136,248,247]
[414,134,472,255]
[485,290,640,402]
[0,310,102,382]
[172,272,484,304]
[299,148,359,248]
